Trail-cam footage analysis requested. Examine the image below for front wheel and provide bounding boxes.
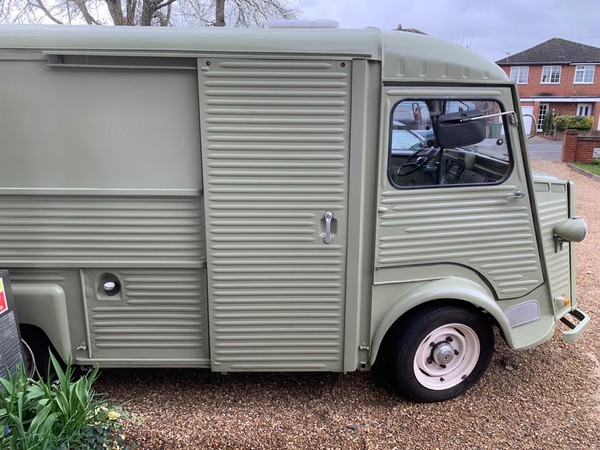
[386,304,494,402]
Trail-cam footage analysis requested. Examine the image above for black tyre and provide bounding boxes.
[386,304,494,402]
[19,325,55,378]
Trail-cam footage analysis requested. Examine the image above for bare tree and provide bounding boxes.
[190,0,299,27]
[0,0,35,23]
[0,0,299,26]
[215,0,224,26]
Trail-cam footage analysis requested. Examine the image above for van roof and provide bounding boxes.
[0,25,508,83]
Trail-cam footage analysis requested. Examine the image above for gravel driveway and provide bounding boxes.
[97,161,599,450]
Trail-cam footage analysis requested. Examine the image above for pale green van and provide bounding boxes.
[0,24,589,402]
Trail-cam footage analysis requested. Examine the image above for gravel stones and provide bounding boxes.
[97,161,599,450]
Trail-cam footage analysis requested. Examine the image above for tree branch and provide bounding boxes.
[155,0,175,10]
[126,0,137,25]
[71,0,101,24]
[104,0,124,25]
[154,2,171,26]
[215,0,225,26]
[140,0,153,25]
[28,0,63,24]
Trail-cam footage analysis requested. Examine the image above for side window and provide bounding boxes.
[389,100,511,188]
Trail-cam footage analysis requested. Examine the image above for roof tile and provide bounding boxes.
[496,38,600,65]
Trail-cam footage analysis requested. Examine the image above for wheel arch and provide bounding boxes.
[13,284,71,362]
[370,277,511,365]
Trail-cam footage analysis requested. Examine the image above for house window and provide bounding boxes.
[541,66,561,84]
[510,66,529,84]
[577,103,592,116]
[574,65,595,83]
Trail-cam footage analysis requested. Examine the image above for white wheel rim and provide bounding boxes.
[413,323,480,391]
[21,339,36,378]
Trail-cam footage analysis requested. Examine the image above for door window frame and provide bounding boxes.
[386,98,514,190]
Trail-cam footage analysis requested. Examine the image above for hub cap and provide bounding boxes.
[413,323,480,390]
[432,341,455,365]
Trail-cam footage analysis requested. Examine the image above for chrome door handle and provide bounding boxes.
[507,190,526,200]
[324,211,333,244]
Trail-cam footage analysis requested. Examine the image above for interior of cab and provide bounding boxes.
[388,100,511,188]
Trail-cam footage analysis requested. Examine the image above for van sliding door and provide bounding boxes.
[198,58,351,372]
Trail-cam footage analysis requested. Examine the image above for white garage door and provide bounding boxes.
[521,106,534,135]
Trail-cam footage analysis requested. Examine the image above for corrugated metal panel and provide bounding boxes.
[376,185,544,298]
[8,269,66,283]
[535,183,571,299]
[84,268,209,360]
[199,58,350,371]
[0,194,204,268]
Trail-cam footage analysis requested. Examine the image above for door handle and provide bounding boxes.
[507,190,526,200]
[324,211,333,244]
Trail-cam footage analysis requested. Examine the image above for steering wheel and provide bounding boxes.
[397,147,441,177]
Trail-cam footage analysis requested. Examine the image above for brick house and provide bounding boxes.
[496,38,600,133]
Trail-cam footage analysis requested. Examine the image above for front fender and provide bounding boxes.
[370,277,512,365]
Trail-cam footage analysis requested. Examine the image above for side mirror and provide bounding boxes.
[555,217,587,242]
[554,217,587,252]
[436,110,486,148]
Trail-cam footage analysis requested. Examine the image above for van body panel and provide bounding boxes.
[198,58,351,372]
[0,48,209,365]
[375,86,545,300]
[380,31,508,82]
[0,58,202,191]
[343,59,380,371]
[81,268,209,362]
[0,26,587,389]
[532,177,575,316]
[0,26,507,84]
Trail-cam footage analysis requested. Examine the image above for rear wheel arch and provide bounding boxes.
[12,283,72,362]
[19,324,62,377]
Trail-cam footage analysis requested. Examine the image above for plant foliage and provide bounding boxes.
[542,109,555,134]
[0,355,131,449]
[553,115,593,131]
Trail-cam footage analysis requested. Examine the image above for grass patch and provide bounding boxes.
[0,354,133,449]
[574,162,600,176]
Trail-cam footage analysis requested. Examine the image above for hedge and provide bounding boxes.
[553,115,593,131]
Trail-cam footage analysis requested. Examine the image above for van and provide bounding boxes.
[0,24,589,402]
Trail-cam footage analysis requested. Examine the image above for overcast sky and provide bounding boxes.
[299,0,600,63]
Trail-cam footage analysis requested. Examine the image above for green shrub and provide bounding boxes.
[553,115,593,130]
[0,354,131,450]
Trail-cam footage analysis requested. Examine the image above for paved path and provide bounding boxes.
[526,135,563,160]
